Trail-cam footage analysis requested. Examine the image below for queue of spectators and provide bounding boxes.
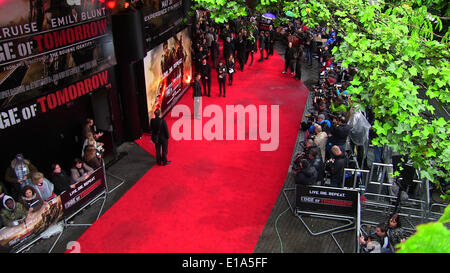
[0,118,104,228]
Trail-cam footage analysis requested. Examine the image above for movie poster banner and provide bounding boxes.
[0,165,106,252]
[0,0,116,109]
[144,27,192,118]
[59,165,106,218]
[0,195,64,252]
[0,69,112,131]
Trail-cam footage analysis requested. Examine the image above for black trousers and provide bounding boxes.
[228,73,233,84]
[284,59,294,73]
[237,55,245,71]
[155,139,168,165]
[218,77,226,96]
[211,54,218,68]
[201,78,211,96]
[247,51,254,65]
[269,42,274,55]
[259,49,264,61]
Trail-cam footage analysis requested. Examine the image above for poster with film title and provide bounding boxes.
[144,27,192,119]
[0,0,116,108]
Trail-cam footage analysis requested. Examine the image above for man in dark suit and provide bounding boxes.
[199,58,211,97]
[193,73,202,119]
[258,31,265,62]
[150,109,171,166]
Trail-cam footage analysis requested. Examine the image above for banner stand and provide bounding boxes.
[282,184,361,253]
[282,186,356,236]
[47,160,127,252]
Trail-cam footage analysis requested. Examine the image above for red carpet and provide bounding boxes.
[74,52,309,252]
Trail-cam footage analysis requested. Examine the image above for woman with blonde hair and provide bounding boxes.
[82,132,104,157]
[31,172,55,201]
[84,145,102,169]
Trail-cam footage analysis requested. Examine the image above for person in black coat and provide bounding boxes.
[283,41,296,74]
[307,147,324,185]
[192,73,202,119]
[295,46,303,81]
[150,109,171,166]
[294,159,318,185]
[264,31,270,60]
[328,145,348,187]
[329,115,352,152]
[268,25,275,56]
[236,34,246,71]
[223,37,234,62]
[258,31,265,62]
[199,58,211,97]
[210,36,220,69]
[50,163,75,194]
[246,34,257,66]
[217,60,227,97]
[226,55,235,86]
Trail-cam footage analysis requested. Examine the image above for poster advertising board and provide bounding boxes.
[0,165,106,252]
[295,185,359,218]
[0,0,116,109]
[143,27,192,118]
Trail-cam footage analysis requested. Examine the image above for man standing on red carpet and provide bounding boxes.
[150,109,171,166]
[193,73,203,119]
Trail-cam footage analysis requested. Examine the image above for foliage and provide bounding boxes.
[396,205,450,253]
[191,0,248,23]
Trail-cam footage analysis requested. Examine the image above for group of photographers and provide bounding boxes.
[290,25,362,188]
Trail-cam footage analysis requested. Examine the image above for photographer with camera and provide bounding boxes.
[313,124,328,162]
[307,147,324,185]
[325,145,348,187]
[328,115,352,154]
[294,159,318,186]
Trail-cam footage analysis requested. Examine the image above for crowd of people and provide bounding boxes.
[290,23,368,188]
[190,11,277,104]
[0,118,104,228]
[278,21,412,252]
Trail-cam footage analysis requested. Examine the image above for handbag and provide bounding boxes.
[151,119,163,144]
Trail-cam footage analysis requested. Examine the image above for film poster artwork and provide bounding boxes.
[144,27,192,118]
[0,196,64,251]
[0,0,116,109]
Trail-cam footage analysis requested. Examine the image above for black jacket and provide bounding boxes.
[223,41,234,59]
[330,124,352,146]
[193,80,202,98]
[295,166,318,185]
[285,46,296,61]
[150,117,169,141]
[217,64,227,79]
[309,155,324,182]
[226,59,235,73]
[258,36,265,50]
[199,63,211,79]
[211,40,219,57]
[330,153,348,186]
[51,170,73,194]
